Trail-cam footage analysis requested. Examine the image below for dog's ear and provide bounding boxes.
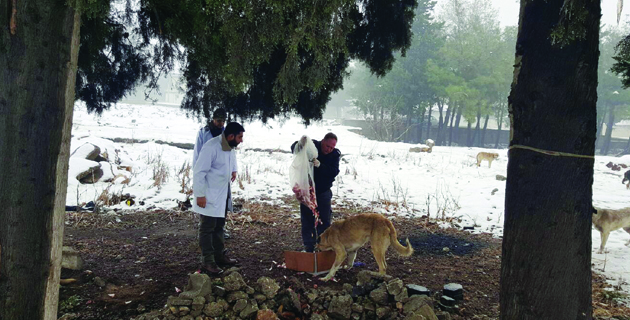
[592,207,598,215]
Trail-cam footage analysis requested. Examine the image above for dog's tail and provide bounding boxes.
[387,220,413,257]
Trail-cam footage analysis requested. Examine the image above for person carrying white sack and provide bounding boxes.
[290,133,341,252]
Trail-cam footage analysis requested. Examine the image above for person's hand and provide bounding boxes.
[231,172,237,182]
[197,197,206,208]
[313,159,320,168]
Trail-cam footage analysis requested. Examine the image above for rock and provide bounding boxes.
[75,160,104,184]
[245,285,256,295]
[168,296,193,307]
[439,296,456,307]
[343,283,354,294]
[192,296,205,311]
[61,246,83,270]
[311,314,327,320]
[257,277,280,299]
[369,284,390,305]
[223,272,246,291]
[72,143,101,161]
[180,273,213,299]
[491,188,499,195]
[386,279,404,296]
[204,302,225,317]
[307,291,319,303]
[375,307,391,319]
[328,294,353,319]
[180,315,194,320]
[254,293,267,303]
[240,299,259,319]
[436,312,452,320]
[356,271,392,286]
[227,291,248,303]
[276,289,301,313]
[351,285,367,298]
[495,175,507,181]
[351,313,361,320]
[403,295,433,315]
[442,283,463,301]
[214,285,226,296]
[406,285,430,297]
[234,299,248,313]
[178,306,191,315]
[410,305,438,320]
[256,309,279,320]
[58,313,78,320]
[351,303,364,314]
[394,287,409,302]
[93,276,106,287]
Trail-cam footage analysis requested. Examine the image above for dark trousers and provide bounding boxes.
[199,214,226,264]
[300,189,332,252]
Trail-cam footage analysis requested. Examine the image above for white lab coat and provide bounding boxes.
[192,135,237,217]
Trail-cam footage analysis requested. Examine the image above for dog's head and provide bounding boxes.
[316,227,336,252]
[492,153,499,159]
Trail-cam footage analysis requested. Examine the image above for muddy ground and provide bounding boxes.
[59,199,629,319]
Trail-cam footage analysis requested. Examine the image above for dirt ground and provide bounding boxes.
[59,199,630,319]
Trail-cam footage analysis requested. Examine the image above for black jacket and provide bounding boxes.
[291,139,341,194]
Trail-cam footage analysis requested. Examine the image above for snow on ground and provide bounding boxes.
[69,102,630,300]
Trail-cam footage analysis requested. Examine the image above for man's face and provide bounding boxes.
[227,132,244,147]
[212,118,226,128]
[321,138,336,155]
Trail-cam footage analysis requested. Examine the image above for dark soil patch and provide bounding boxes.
[408,233,487,256]
[58,201,629,320]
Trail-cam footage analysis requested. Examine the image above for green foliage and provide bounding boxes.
[75,0,419,124]
[59,295,82,312]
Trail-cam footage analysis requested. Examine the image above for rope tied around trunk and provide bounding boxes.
[509,144,595,159]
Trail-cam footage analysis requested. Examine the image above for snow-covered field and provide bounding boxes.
[69,103,630,300]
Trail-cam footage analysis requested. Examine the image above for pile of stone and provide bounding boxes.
[70,141,133,185]
[606,161,627,172]
[132,269,465,320]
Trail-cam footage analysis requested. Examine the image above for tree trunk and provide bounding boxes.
[417,108,426,143]
[0,2,81,320]
[471,109,481,147]
[448,106,457,146]
[602,104,615,155]
[426,104,433,142]
[495,108,505,148]
[453,109,462,145]
[480,114,490,147]
[441,105,452,146]
[466,122,473,147]
[436,100,444,145]
[501,0,599,319]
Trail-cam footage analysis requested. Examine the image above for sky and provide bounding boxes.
[69,102,630,303]
[488,0,626,28]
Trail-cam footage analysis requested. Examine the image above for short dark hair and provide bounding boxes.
[224,122,245,136]
[323,132,337,141]
[213,108,227,120]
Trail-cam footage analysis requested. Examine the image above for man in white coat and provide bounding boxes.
[193,122,244,275]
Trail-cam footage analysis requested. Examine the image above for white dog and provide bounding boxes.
[592,208,630,253]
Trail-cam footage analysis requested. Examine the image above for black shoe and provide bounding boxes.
[215,255,239,267]
[200,263,224,275]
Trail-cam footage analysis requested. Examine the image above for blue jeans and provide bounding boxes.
[300,189,332,252]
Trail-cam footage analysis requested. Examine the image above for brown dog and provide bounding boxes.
[317,213,413,281]
[592,208,630,253]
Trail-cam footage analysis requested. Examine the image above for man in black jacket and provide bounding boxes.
[291,132,341,252]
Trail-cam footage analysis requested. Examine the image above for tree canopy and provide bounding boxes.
[76,0,418,124]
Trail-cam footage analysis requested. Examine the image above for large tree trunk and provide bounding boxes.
[0,2,81,319]
[471,108,481,147]
[441,104,452,146]
[466,122,473,147]
[480,114,490,147]
[501,0,599,319]
[602,104,615,155]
